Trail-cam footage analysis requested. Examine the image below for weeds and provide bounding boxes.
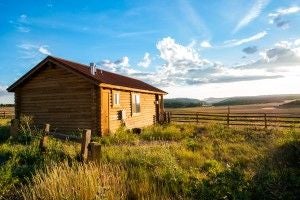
[1,120,299,199]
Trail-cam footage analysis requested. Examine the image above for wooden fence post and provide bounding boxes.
[264,113,267,129]
[3,111,5,118]
[196,113,199,124]
[10,119,19,137]
[227,106,230,127]
[39,124,50,152]
[89,142,102,163]
[81,129,91,162]
[167,112,171,123]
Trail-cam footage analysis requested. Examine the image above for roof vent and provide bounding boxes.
[90,62,96,75]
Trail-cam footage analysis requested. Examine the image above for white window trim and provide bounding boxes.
[131,93,141,115]
[112,91,120,108]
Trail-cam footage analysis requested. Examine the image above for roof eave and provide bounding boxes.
[100,83,167,95]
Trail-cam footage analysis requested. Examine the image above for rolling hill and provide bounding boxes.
[164,98,206,108]
[213,94,300,106]
[278,100,300,108]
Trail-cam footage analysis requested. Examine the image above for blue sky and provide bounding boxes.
[0,0,300,103]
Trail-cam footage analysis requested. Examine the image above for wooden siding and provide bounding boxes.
[101,88,156,133]
[15,64,99,134]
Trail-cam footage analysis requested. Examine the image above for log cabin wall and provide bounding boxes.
[15,63,99,134]
[100,88,156,133]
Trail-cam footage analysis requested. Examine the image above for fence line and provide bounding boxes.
[167,111,300,129]
[0,111,14,118]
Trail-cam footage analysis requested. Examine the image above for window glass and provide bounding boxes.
[113,92,120,106]
[132,93,141,113]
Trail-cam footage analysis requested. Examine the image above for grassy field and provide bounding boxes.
[0,119,299,199]
[167,102,300,114]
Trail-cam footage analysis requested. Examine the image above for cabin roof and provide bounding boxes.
[7,56,167,94]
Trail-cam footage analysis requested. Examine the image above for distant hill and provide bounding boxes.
[278,100,300,108]
[203,97,227,104]
[164,98,205,108]
[213,94,300,106]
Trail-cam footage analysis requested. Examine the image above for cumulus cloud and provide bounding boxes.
[269,6,300,29]
[224,31,267,47]
[236,38,300,70]
[98,56,139,74]
[242,46,258,54]
[138,52,151,68]
[17,43,52,59]
[200,40,212,48]
[233,0,270,33]
[0,85,13,104]
[98,37,298,88]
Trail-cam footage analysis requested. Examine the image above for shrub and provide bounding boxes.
[189,167,251,200]
[141,124,194,141]
[183,138,201,151]
[0,126,10,143]
[96,126,139,145]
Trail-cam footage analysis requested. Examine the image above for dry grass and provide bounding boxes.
[19,163,126,200]
[166,103,300,114]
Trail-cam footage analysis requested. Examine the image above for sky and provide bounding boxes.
[0,0,300,103]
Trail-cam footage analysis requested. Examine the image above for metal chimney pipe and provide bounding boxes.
[90,62,96,75]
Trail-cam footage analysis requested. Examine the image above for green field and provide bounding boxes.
[0,119,299,199]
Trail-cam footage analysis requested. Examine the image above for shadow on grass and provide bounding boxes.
[251,140,300,199]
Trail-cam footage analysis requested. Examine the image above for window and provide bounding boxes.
[113,92,120,107]
[132,93,141,114]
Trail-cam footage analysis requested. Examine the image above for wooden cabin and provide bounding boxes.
[7,56,167,135]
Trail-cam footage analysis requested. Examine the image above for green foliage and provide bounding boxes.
[141,124,195,141]
[189,167,251,200]
[96,126,139,145]
[0,121,299,199]
[183,138,201,151]
[0,126,10,143]
[251,139,300,199]
[164,98,205,108]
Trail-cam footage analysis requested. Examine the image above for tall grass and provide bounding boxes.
[19,163,126,200]
[1,121,299,199]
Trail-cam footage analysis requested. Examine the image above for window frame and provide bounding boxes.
[131,93,141,115]
[112,91,120,108]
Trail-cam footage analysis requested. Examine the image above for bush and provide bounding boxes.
[141,124,195,141]
[0,126,10,143]
[96,126,139,145]
[189,167,251,200]
[251,140,300,199]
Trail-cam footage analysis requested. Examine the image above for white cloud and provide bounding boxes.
[224,31,267,47]
[233,0,270,33]
[237,38,300,70]
[0,85,13,104]
[138,52,151,68]
[38,46,51,55]
[98,37,299,89]
[269,6,300,18]
[268,6,300,29]
[17,43,52,59]
[153,37,279,86]
[99,56,138,74]
[200,40,212,48]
